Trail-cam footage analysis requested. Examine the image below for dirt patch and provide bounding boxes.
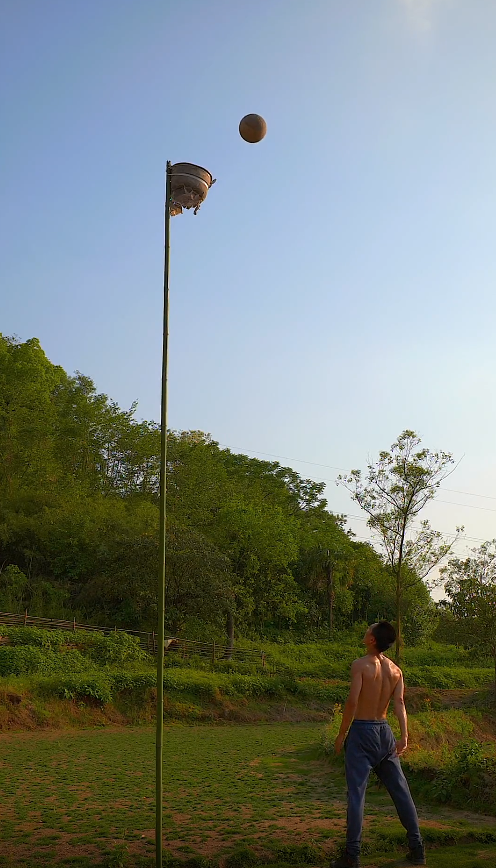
[0,834,103,862]
[257,816,345,832]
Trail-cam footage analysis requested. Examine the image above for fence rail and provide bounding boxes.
[0,611,267,667]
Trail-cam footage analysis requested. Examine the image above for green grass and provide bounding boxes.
[1,628,495,868]
[0,723,496,867]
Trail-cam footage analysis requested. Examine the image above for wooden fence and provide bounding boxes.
[0,610,267,667]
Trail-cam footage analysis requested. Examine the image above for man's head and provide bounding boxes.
[363,621,396,654]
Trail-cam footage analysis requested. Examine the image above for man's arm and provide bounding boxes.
[334,661,363,754]
[393,673,408,756]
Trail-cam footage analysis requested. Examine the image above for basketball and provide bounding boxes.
[239,114,267,144]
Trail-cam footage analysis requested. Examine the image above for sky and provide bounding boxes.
[1,0,496,591]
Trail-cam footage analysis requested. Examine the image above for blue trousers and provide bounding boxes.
[344,719,423,858]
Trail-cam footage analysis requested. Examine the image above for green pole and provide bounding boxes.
[156,161,172,868]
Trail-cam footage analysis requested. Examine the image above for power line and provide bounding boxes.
[219,443,496,504]
[435,499,496,514]
[218,441,491,547]
[219,444,348,474]
[345,513,488,545]
[441,487,496,502]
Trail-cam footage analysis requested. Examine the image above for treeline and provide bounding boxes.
[0,335,433,644]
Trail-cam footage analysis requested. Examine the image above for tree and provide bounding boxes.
[338,430,461,660]
[441,540,496,700]
[345,541,396,626]
[212,499,302,640]
[295,511,354,637]
[0,564,28,612]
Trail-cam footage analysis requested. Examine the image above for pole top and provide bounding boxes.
[169,162,216,215]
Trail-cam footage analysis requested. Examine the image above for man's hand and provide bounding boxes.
[334,734,345,755]
[395,737,408,757]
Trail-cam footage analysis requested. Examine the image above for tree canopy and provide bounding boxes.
[441,541,496,696]
[0,335,435,644]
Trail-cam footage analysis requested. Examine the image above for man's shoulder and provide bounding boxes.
[351,656,367,670]
[386,658,403,680]
[389,658,403,675]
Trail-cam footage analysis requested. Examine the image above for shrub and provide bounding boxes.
[0,626,148,665]
[81,632,147,666]
[109,672,156,693]
[426,739,496,811]
[42,674,113,704]
[0,627,69,649]
[0,645,89,676]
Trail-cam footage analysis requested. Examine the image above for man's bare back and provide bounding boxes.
[353,654,402,720]
[334,625,408,757]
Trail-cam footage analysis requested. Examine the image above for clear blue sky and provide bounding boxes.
[2,0,496,575]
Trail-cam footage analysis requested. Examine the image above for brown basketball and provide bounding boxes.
[239,114,267,144]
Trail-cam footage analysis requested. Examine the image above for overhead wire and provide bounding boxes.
[218,441,494,549]
[344,512,489,545]
[218,443,496,506]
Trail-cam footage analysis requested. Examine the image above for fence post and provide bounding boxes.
[73,617,76,632]
[152,631,156,654]
[24,609,28,626]
[261,652,266,669]
[212,641,216,665]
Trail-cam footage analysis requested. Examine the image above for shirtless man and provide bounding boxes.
[331,621,425,868]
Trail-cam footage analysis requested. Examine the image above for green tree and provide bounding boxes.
[295,511,354,636]
[442,540,496,700]
[0,335,67,499]
[338,430,461,660]
[212,499,302,639]
[345,541,396,625]
[0,564,28,611]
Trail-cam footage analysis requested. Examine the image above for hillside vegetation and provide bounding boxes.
[0,335,437,647]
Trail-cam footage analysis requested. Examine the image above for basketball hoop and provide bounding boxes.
[169,162,216,215]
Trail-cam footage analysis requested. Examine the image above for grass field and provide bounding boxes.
[1,630,495,866]
[1,723,496,868]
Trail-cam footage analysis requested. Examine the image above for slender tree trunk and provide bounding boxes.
[395,565,402,663]
[395,526,406,663]
[225,611,234,660]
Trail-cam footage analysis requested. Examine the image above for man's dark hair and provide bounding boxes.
[371,621,396,652]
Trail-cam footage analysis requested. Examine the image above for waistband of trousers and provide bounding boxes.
[350,719,389,726]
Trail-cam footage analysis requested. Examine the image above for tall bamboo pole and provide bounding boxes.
[156,161,172,868]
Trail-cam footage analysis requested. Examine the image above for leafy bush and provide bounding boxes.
[41,674,113,704]
[81,632,147,666]
[0,626,147,665]
[0,645,90,676]
[418,739,496,811]
[0,627,69,649]
[109,672,156,693]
